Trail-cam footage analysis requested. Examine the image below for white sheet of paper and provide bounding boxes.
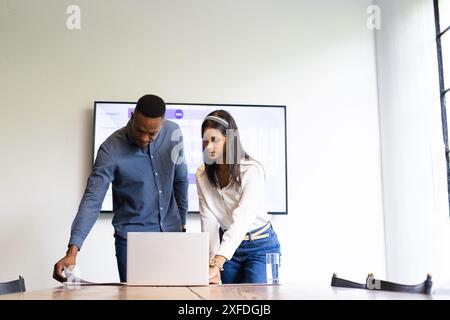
[63,266,123,286]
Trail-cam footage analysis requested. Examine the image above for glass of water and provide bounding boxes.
[266,253,280,285]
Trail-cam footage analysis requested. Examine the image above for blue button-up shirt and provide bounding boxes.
[69,119,189,250]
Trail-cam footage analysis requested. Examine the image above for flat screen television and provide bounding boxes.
[93,102,288,214]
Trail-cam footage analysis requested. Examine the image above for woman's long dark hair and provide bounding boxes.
[201,110,250,189]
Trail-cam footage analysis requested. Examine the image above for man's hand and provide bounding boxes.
[53,245,79,283]
[209,266,221,284]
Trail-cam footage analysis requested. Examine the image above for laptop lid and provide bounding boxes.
[127,232,209,286]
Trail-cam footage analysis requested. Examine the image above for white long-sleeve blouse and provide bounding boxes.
[196,159,271,260]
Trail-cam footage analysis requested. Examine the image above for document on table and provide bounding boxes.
[63,266,123,286]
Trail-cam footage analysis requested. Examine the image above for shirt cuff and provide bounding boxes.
[216,245,234,261]
[68,234,85,251]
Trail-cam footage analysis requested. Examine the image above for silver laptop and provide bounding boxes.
[127,232,209,286]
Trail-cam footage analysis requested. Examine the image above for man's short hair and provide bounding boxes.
[135,95,166,118]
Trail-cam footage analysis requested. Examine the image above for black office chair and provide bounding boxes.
[331,273,433,295]
[331,273,366,289]
[0,276,26,295]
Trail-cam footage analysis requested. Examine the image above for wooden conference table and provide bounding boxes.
[1,282,449,300]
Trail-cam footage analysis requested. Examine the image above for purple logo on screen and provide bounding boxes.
[128,108,135,119]
[175,109,184,119]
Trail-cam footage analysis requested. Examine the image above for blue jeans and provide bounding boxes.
[114,234,127,282]
[220,224,281,284]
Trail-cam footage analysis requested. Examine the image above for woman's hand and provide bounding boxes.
[209,266,221,284]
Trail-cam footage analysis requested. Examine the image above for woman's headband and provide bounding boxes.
[204,115,230,128]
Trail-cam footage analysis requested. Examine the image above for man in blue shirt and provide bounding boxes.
[53,95,189,282]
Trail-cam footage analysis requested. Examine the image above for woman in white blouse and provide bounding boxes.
[196,110,281,284]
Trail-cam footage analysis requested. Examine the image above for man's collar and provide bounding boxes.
[125,120,134,146]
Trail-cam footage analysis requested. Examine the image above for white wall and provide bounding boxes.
[374,0,450,284]
[0,0,385,291]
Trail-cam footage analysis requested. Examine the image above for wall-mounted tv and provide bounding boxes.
[93,102,288,214]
